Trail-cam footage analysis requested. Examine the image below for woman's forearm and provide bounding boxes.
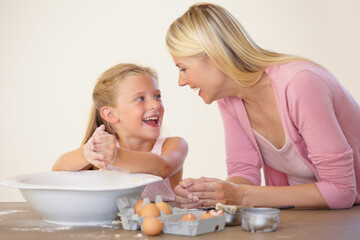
[240,183,329,209]
[227,176,254,185]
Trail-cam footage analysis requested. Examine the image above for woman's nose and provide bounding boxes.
[178,76,187,87]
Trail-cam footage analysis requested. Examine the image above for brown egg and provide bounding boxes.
[200,212,214,220]
[134,199,144,214]
[140,203,160,217]
[180,213,197,221]
[142,217,163,236]
[155,201,172,215]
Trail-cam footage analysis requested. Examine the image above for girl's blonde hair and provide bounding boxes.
[166,3,310,86]
[82,63,158,144]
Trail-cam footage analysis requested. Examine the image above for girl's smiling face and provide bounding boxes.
[113,74,164,141]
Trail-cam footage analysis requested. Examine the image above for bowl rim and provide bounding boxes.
[0,171,163,191]
[240,207,280,214]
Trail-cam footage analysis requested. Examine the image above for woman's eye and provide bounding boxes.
[154,94,161,99]
[180,68,186,72]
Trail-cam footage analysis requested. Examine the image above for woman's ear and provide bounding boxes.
[99,106,119,123]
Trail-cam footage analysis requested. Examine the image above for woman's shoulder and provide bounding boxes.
[266,60,325,80]
[267,60,338,91]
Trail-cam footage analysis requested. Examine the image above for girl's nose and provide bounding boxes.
[149,98,160,110]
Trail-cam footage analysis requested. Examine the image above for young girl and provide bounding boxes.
[52,63,188,201]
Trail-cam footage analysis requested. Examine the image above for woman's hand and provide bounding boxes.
[174,178,203,209]
[84,125,117,169]
[174,177,243,208]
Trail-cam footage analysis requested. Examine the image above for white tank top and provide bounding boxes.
[107,138,175,201]
[253,129,316,185]
[141,137,175,201]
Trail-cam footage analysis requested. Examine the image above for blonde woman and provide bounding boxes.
[53,63,188,201]
[166,3,360,209]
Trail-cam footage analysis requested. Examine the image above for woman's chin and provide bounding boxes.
[201,96,214,105]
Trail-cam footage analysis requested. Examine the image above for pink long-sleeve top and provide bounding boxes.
[217,61,360,209]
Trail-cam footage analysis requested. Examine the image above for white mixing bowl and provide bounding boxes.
[0,171,162,226]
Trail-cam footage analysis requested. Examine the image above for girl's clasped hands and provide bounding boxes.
[84,125,118,170]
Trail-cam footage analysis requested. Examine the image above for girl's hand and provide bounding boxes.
[84,125,117,169]
[91,126,117,166]
[175,177,243,208]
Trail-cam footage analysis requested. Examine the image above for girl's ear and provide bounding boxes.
[99,106,119,123]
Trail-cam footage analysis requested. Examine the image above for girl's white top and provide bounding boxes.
[140,137,175,201]
[107,137,175,201]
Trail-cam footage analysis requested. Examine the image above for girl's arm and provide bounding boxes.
[52,146,92,171]
[112,137,188,178]
[169,168,183,190]
[52,126,107,171]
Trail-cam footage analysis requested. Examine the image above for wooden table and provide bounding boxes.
[1,202,360,240]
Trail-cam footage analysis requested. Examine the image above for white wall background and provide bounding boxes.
[1,0,359,201]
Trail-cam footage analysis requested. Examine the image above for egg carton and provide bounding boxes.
[160,211,226,236]
[117,195,226,236]
[116,195,186,231]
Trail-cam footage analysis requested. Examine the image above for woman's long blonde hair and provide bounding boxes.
[82,63,158,144]
[166,3,310,86]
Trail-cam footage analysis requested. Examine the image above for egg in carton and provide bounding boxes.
[116,195,186,231]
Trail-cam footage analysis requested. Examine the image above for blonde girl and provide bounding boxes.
[53,63,188,201]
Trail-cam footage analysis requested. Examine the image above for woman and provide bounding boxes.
[166,3,360,209]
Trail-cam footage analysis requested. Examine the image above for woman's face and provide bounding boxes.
[113,74,164,141]
[172,55,230,104]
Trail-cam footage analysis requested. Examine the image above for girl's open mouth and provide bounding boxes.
[143,116,160,127]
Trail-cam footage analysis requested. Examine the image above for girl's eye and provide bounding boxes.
[136,96,145,102]
[180,68,186,73]
[154,94,161,100]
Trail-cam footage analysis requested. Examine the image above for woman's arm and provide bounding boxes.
[176,177,327,209]
[173,175,253,209]
[193,177,328,208]
[286,69,357,209]
[240,183,328,209]
[217,98,263,185]
[112,137,188,178]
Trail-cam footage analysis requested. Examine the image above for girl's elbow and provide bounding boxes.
[158,165,171,178]
[52,161,61,171]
